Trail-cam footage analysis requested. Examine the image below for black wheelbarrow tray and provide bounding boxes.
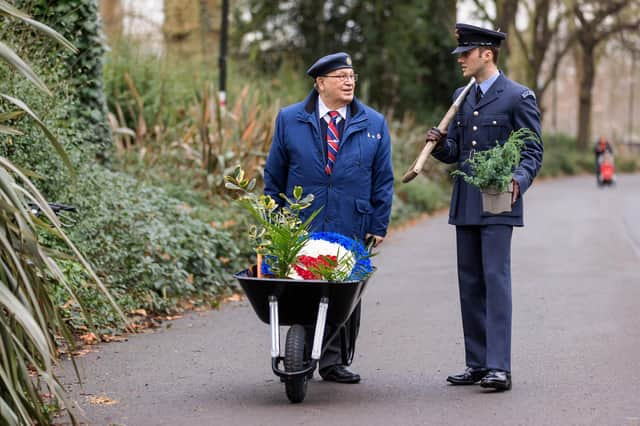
[234,267,374,403]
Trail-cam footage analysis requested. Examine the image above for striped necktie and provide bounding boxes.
[325,110,340,175]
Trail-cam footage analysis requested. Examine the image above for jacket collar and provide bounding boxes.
[299,89,363,122]
[297,90,368,146]
[474,73,506,109]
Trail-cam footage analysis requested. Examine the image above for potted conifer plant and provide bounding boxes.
[452,128,540,214]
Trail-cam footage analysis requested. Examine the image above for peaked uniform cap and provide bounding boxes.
[452,23,507,54]
[307,52,353,78]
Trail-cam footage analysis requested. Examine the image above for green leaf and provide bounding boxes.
[0,42,50,95]
[0,110,25,122]
[224,181,242,191]
[0,124,22,135]
[246,178,256,192]
[0,283,51,366]
[0,0,28,18]
[0,94,75,182]
[18,16,78,53]
[0,1,77,53]
[300,194,314,204]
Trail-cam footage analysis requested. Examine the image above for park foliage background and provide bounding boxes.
[0,0,639,422]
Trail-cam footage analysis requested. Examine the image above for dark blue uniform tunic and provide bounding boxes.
[433,73,543,372]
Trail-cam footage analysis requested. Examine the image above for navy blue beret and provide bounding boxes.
[306,52,353,78]
[452,23,506,54]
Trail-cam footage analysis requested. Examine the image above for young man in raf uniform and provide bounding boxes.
[264,52,394,384]
[426,24,544,391]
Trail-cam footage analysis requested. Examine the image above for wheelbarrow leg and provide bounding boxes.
[268,295,280,358]
[311,297,329,360]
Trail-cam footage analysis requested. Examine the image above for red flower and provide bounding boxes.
[293,255,338,280]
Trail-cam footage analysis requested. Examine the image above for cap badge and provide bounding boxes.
[346,56,352,66]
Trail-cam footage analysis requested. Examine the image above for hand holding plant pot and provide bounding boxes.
[451,128,540,214]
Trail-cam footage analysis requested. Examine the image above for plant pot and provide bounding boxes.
[481,182,513,214]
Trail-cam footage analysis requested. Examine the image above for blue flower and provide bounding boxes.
[307,232,372,281]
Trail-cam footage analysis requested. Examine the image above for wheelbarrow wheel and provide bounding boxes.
[284,325,309,403]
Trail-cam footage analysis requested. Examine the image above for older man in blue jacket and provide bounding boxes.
[264,52,394,384]
[426,24,543,391]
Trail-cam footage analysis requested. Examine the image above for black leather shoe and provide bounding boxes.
[480,370,512,391]
[446,367,489,385]
[320,365,361,384]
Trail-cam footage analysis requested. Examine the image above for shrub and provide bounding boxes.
[535,132,637,177]
[56,165,247,312]
[397,175,449,213]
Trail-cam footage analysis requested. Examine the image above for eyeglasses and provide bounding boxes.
[322,73,358,82]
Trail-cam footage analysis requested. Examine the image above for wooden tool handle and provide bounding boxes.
[401,77,476,183]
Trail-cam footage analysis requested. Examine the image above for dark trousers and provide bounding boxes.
[456,225,513,372]
[305,301,361,371]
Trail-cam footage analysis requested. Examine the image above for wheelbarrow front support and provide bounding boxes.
[311,297,329,360]
[269,295,330,379]
[269,296,280,357]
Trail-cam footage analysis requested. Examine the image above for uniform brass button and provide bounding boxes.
[472,125,478,131]
[457,121,461,125]
[492,120,497,125]
[473,111,479,116]
[471,140,477,146]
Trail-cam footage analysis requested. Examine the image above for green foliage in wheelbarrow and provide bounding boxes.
[225,166,320,279]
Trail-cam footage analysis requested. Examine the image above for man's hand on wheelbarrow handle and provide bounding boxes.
[365,234,383,251]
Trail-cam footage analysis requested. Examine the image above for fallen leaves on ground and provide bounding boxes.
[72,348,97,357]
[88,395,118,405]
[224,293,242,302]
[63,292,243,353]
[101,334,128,343]
[79,333,98,345]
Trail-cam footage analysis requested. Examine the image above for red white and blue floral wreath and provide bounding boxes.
[261,232,373,281]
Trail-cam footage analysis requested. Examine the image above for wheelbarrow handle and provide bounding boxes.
[365,236,376,253]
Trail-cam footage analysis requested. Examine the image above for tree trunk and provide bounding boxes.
[163,0,220,64]
[495,0,519,71]
[99,0,123,42]
[576,43,596,150]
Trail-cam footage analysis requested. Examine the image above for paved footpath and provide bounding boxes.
[59,174,640,426]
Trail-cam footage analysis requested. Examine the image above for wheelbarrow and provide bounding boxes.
[234,267,374,403]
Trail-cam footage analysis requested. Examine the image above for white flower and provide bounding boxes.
[288,239,356,280]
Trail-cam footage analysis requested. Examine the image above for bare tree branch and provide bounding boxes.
[595,19,640,43]
[470,0,495,25]
[540,31,577,96]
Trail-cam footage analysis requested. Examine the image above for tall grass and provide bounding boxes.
[105,42,283,196]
